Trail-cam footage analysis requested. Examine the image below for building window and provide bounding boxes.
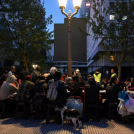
[110,14,115,20]
[122,16,127,20]
[109,2,115,11]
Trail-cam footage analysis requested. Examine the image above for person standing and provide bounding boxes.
[93,70,102,84]
[111,69,117,78]
[18,66,30,84]
[8,66,16,77]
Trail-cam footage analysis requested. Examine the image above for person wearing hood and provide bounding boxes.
[93,70,102,84]
[0,75,19,100]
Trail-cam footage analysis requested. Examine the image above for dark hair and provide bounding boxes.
[72,76,78,82]
[36,66,41,71]
[22,66,26,70]
[89,78,96,85]
[3,70,8,74]
[111,77,117,83]
[54,71,62,79]
[126,77,131,82]
[38,76,45,80]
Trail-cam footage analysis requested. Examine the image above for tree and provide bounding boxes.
[0,0,53,71]
[87,0,134,79]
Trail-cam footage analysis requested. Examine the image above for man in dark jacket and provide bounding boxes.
[16,75,34,101]
[0,70,8,87]
[18,66,29,84]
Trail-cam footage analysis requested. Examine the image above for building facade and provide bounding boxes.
[54,18,87,75]
[79,0,90,18]
[87,0,134,79]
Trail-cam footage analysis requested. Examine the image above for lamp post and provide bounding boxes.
[58,0,82,77]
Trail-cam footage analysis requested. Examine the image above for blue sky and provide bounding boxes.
[43,0,79,32]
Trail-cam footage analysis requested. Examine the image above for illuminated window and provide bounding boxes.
[110,14,115,20]
[122,16,127,20]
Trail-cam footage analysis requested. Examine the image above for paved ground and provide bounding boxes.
[0,118,134,134]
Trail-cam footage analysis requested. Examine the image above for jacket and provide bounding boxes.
[16,80,34,101]
[0,75,19,100]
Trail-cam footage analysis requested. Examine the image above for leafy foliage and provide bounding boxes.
[0,0,53,71]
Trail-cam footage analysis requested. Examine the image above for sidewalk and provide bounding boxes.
[0,118,134,134]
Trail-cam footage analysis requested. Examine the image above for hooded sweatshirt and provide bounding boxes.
[0,75,19,100]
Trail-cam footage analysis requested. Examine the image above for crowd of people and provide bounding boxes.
[0,65,134,119]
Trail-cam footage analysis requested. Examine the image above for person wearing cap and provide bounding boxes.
[74,69,82,78]
[93,70,102,84]
[8,66,16,77]
[0,75,19,100]
[16,75,34,101]
[0,70,8,87]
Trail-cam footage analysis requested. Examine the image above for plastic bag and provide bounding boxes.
[65,98,83,115]
[125,95,134,113]
[117,100,130,117]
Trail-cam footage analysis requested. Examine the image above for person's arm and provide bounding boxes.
[10,83,19,93]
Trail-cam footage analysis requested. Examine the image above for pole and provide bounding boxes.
[68,19,72,77]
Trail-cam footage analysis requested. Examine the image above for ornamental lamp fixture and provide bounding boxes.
[58,0,67,9]
[73,0,82,9]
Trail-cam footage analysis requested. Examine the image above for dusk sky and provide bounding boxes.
[43,0,79,32]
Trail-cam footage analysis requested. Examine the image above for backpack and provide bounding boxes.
[46,79,59,100]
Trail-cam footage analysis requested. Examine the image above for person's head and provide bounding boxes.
[72,76,78,84]
[75,69,79,74]
[79,77,83,83]
[126,77,131,84]
[36,66,41,71]
[131,78,133,83]
[11,66,15,73]
[2,70,8,77]
[111,69,115,74]
[22,66,26,70]
[25,75,32,81]
[95,70,99,74]
[88,77,96,85]
[66,77,72,84]
[102,78,108,85]
[50,67,57,75]
[54,71,61,80]
[6,75,17,83]
[111,77,119,84]
[87,74,92,81]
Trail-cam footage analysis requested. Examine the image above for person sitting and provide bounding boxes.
[0,70,8,87]
[0,75,19,100]
[78,77,85,87]
[100,78,108,90]
[71,76,83,99]
[16,75,34,101]
[123,77,132,91]
[61,74,67,83]
[33,76,46,96]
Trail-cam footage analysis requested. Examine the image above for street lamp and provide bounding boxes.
[32,64,37,70]
[58,0,82,77]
